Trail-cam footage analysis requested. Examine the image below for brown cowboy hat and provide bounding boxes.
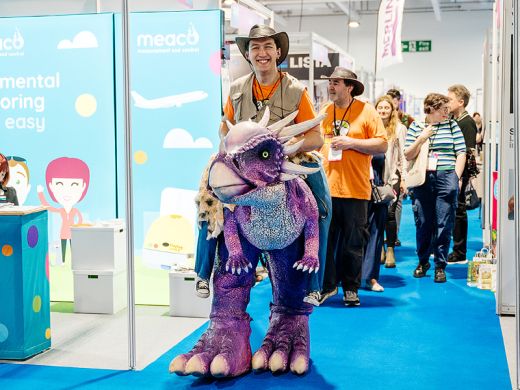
[235,24,289,66]
[321,66,365,97]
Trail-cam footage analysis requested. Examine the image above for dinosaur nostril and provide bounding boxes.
[233,158,240,170]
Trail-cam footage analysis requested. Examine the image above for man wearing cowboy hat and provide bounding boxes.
[318,67,388,307]
[216,24,330,307]
[220,24,323,151]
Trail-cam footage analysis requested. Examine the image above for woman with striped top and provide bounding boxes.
[404,93,466,283]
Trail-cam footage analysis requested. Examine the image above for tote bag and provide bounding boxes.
[405,140,429,188]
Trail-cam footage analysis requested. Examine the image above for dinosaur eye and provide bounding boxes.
[260,150,270,160]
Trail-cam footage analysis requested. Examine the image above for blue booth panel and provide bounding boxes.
[0,210,50,359]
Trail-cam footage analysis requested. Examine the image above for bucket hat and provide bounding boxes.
[235,24,289,66]
[321,66,364,97]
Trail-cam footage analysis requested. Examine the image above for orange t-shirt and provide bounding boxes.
[223,73,316,126]
[319,100,388,200]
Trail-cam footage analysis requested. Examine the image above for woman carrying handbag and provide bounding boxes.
[404,93,466,283]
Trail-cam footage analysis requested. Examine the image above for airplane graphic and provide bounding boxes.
[131,90,208,109]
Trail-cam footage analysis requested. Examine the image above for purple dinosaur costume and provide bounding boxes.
[169,108,327,378]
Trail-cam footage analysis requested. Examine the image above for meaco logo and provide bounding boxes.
[137,23,199,47]
[0,29,24,51]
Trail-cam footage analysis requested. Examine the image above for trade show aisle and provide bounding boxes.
[0,203,511,389]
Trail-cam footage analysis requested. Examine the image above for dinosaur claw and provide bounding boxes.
[248,262,253,269]
[243,266,249,274]
[293,262,298,268]
[297,264,303,270]
[309,267,314,273]
[315,267,319,273]
[231,267,236,274]
[237,267,241,275]
[302,266,309,272]
[226,264,229,272]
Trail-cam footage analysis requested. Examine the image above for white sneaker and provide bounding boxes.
[303,291,321,307]
[365,280,384,292]
[195,277,210,298]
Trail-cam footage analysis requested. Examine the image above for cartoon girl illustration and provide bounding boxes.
[37,157,90,266]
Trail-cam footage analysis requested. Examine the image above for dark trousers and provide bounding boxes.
[451,176,470,259]
[412,170,459,269]
[323,198,369,293]
[385,171,402,248]
[362,202,388,281]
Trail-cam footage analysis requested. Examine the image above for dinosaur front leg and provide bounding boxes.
[252,236,313,375]
[170,234,261,378]
[223,208,253,275]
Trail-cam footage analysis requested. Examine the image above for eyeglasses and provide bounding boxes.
[5,156,27,164]
[438,107,450,113]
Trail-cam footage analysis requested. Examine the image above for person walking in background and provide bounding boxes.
[361,97,406,291]
[447,85,478,264]
[373,96,407,270]
[404,93,466,283]
[318,67,388,306]
[387,88,414,246]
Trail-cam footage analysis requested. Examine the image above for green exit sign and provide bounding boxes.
[401,40,431,52]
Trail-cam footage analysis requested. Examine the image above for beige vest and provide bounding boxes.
[230,72,306,127]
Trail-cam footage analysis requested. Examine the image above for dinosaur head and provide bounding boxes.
[208,107,326,204]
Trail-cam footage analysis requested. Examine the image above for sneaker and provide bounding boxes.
[303,291,321,307]
[395,238,401,247]
[195,277,210,298]
[343,291,360,306]
[319,286,338,304]
[365,280,384,292]
[447,252,468,264]
[413,261,431,278]
[434,268,447,283]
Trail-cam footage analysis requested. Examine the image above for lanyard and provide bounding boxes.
[333,98,354,136]
[252,74,281,112]
[426,123,441,152]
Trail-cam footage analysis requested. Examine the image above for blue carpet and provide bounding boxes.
[0,201,511,389]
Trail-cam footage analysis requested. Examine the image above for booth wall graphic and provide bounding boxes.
[0,14,117,301]
[114,11,223,304]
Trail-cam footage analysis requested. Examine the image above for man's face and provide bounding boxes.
[7,164,31,205]
[246,37,281,73]
[447,91,463,113]
[49,178,86,209]
[328,79,353,104]
[392,97,400,112]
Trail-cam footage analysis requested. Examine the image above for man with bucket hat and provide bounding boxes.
[193,24,331,308]
[317,67,388,307]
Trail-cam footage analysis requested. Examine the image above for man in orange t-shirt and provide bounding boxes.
[318,67,388,307]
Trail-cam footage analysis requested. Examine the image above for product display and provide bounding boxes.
[169,108,325,378]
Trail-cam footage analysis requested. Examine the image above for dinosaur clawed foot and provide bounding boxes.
[252,311,310,376]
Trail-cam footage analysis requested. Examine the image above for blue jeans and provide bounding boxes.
[194,161,332,294]
[412,170,459,269]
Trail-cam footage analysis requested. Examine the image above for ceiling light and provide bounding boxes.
[224,0,235,4]
[349,21,360,28]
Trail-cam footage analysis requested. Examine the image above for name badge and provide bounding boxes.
[427,153,438,171]
[328,146,342,162]
[369,164,374,180]
[0,196,6,202]
[324,133,333,144]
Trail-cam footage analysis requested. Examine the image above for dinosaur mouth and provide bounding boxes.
[208,161,254,203]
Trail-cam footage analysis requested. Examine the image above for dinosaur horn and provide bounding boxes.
[267,111,299,136]
[282,139,305,155]
[278,135,294,144]
[277,113,327,140]
[281,160,320,175]
[279,173,298,181]
[258,106,270,127]
[226,120,234,130]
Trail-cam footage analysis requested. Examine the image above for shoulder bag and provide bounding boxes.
[405,139,428,188]
[371,181,396,204]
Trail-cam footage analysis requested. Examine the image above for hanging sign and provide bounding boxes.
[376,0,406,72]
[176,0,193,8]
[401,40,431,52]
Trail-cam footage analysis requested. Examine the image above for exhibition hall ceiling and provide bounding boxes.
[253,0,494,21]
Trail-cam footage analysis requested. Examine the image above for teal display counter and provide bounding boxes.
[0,208,51,359]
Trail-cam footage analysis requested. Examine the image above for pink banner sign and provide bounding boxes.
[339,55,352,70]
[312,42,328,65]
[230,3,264,32]
[176,0,193,9]
[376,0,406,72]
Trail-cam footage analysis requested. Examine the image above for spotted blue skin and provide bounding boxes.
[172,125,319,378]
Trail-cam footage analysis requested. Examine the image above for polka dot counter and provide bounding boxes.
[2,245,13,256]
[27,225,38,248]
[33,296,41,313]
[45,328,51,340]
